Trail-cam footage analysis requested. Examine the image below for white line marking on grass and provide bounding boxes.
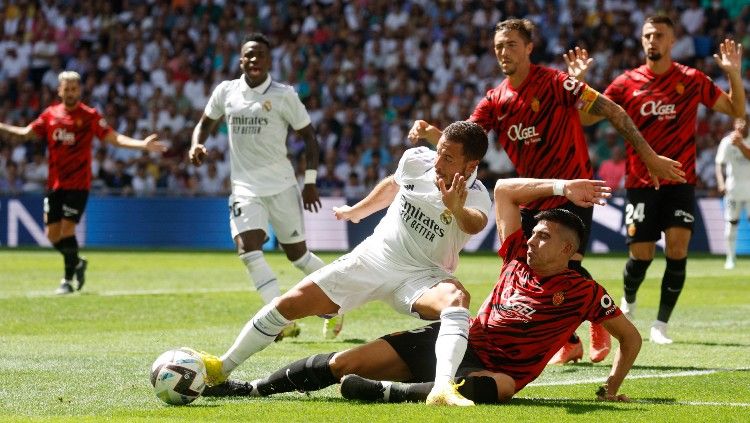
[526,397,750,407]
[0,287,249,299]
[530,368,726,387]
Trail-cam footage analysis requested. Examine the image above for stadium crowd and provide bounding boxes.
[0,0,749,198]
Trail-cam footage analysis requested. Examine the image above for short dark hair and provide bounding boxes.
[533,208,586,250]
[644,15,674,28]
[243,33,271,49]
[495,18,534,43]
[442,121,488,161]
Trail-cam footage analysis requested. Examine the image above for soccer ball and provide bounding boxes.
[150,348,206,405]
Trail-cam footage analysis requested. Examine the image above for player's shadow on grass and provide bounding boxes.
[675,340,750,348]
[285,338,368,345]
[507,398,644,413]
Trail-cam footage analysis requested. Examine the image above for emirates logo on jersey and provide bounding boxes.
[640,100,676,120]
[507,123,541,145]
[52,128,76,145]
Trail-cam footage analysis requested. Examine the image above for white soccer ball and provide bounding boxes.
[150,348,206,405]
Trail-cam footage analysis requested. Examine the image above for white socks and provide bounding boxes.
[433,306,470,386]
[292,250,325,274]
[221,303,291,373]
[240,251,280,304]
[726,221,738,261]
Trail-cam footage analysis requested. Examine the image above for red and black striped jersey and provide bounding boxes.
[30,102,112,190]
[468,229,620,392]
[603,63,721,188]
[469,64,594,210]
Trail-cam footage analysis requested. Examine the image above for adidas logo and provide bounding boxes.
[404,184,415,191]
[291,230,299,237]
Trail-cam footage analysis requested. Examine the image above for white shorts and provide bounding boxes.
[229,185,305,244]
[724,196,750,222]
[309,247,454,317]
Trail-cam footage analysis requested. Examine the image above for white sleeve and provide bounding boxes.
[715,137,728,165]
[394,147,432,186]
[204,81,228,120]
[464,182,492,218]
[282,88,312,130]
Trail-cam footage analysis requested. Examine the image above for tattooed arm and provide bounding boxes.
[586,92,686,188]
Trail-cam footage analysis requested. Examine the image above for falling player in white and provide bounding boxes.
[189,33,332,338]
[190,121,492,406]
[715,117,750,269]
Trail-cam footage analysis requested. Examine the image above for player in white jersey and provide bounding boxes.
[188,121,491,406]
[715,117,750,269]
[189,33,332,338]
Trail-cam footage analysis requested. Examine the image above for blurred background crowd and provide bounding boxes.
[1,0,749,199]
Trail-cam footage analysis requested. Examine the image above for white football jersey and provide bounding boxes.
[204,75,311,197]
[356,147,491,273]
[715,133,750,199]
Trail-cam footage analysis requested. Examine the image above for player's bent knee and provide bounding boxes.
[438,280,470,307]
[328,351,356,380]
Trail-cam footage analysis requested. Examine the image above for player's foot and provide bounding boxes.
[426,380,474,406]
[340,374,386,402]
[274,322,301,342]
[202,379,258,397]
[74,257,88,291]
[548,340,583,365]
[55,279,74,295]
[181,347,227,386]
[589,322,611,363]
[323,314,344,339]
[620,297,636,321]
[649,321,673,345]
[724,257,735,270]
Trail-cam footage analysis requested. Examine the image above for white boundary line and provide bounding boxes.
[0,287,248,299]
[528,367,750,407]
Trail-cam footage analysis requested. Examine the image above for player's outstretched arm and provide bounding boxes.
[407,120,442,145]
[189,114,221,166]
[587,92,686,188]
[0,122,35,142]
[104,131,167,153]
[296,124,322,213]
[599,314,642,402]
[333,175,399,223]
[711,39,746,119]
[494,178,611,244]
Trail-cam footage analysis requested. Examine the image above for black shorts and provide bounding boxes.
[44,189,89,224]
[381,322,486,383]
[625,184,694,244]
[521,201,593,255]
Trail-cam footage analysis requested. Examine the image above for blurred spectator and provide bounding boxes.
[343,171,367,200]
[132,162,156,197]
[104,159,133,196]
[21,151,48,193]
[597,145,627,195]
[0,160,23,194]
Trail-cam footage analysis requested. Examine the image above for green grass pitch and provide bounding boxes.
[1,249,749,422]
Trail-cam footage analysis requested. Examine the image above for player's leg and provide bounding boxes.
[723,197,740,269]
[621,188,659,318]
[411,279,473,405]
[46,190,88,294]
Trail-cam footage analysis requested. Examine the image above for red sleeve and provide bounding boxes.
[552,69,588,108]
[695,69,722,109]
[583,282,622,324]
[603,75,625,104]
[468,90,496,132]
[91,110,113,140]
[29,110,49,138]
[497,229,526,264]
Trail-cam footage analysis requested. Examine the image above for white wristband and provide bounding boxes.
[552,180,565,196]
[304,169,318,185]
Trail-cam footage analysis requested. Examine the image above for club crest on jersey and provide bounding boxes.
[262,100,272,112]
[552,291,565,306]
[674,83,685,95]
[440,209,453,225]
[530,97,540,112]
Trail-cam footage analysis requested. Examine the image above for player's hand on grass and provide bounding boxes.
[563,47,593,81]
[714,38,743,75]
[563,179,611,207]
[644,155,686,189]
[189,144,207,166]
[333,205,361,223]
[438,173,467,213]
[143,134,167,153]
[596,385,631,402]
[302,184,322,213]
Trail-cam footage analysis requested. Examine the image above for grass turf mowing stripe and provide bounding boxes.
[523,397,750,407]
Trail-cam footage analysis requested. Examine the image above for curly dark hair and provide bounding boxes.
[442,121,489,161]
[243,33,271,49]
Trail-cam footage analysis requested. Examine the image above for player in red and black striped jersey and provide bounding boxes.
[409,18,682,364]
[0,71,165,295]
[200,178,641,404]
[573,16,745,344]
